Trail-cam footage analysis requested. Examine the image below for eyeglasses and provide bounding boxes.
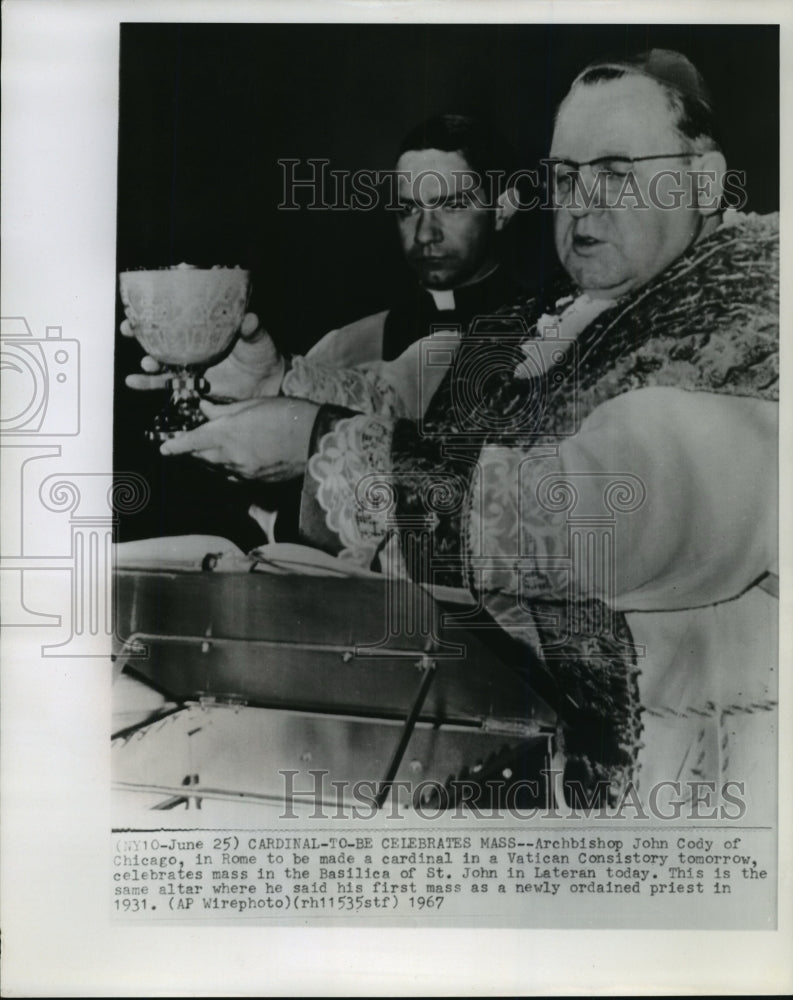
[546,152,699,203]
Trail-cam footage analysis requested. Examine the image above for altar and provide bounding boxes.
[112,538,558,817]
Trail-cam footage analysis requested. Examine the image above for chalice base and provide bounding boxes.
[145,372,209,442]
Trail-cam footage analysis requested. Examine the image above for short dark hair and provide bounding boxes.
[566,50,722,152]
[397,113,517,195]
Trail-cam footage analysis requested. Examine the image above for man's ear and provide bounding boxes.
[693,149,727,217]
[495,186,520,231]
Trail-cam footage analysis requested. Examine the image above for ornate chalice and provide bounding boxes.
[119,264,250,441]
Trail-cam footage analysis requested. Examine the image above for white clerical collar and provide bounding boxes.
[424,262,500,311]
[427,288,456,311]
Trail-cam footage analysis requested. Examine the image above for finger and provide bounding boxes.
[140,355,164,374]
[159,424,225,456]
[239,313,267,342]
[125,373,171,391]
[120,319,136,338]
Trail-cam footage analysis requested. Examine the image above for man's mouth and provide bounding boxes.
[414,257,452,271]
[572,235,604,253]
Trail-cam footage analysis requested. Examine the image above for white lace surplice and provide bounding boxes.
[284,328,459,422]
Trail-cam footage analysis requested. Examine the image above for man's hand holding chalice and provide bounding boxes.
[122,301,319,483]
[158,395,318,482]
[122,311,286,401]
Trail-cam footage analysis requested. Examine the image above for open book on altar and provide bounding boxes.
[113,534,477,606]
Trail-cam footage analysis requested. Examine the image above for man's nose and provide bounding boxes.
[415,208,443,245]
[561,171,606,218]
[565,197,602,219]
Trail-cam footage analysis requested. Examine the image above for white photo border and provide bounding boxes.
[1,0,791,995]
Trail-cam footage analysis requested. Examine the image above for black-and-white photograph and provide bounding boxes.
[107,17,781,928]
[2,2,790,992]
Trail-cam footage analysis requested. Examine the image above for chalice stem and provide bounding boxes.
[147,370,210,441]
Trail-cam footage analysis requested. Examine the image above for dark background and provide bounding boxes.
[114,22,779,546]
